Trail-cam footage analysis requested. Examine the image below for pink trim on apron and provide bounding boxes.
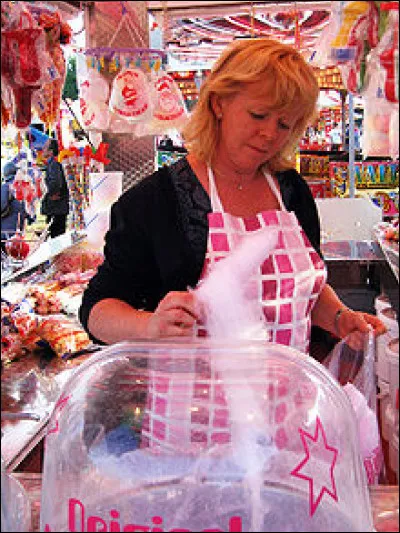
[141,166,327,450]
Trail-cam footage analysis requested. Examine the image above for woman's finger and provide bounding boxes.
[361,313,387,336]
[157,291,199,320]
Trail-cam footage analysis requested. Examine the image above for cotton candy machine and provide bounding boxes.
[40,340,374,532]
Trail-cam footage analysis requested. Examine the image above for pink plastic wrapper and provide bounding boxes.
[53,250,104,274]
[1,299,39,362]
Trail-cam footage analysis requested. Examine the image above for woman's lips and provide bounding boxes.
[249,145,269,155]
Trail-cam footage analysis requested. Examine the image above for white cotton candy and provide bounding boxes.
[194,227,279,529]
[195,227,278,340]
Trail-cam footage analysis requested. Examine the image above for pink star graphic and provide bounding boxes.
[290,416,338,517]
[47,395,71,435]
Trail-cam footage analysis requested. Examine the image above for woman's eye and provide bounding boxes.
[279,120,290,130]
[250,112,265,120]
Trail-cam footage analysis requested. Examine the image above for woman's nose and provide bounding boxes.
[259,118,279,139]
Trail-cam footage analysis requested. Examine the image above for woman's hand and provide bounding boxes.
[312,285,387,350]
[335,308,387,350]
[144,291,200,339]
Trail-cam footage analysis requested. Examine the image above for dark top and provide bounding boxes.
[1,182,29,241]
[79,157,323,342]
[41,157,69,216]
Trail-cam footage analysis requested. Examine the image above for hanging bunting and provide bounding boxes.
[294,10,301,50]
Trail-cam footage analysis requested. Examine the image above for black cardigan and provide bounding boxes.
[79,157,323,341]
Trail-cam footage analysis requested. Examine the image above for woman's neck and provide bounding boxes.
[210,159,264,191]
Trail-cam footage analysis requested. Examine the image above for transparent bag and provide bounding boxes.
[1,458,31,532]
[323,330,384,484]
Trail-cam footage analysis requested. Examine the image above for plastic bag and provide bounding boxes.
[79,70,111,131]
[323,330,383,484]
[147,71,188,135]
[35,314,91,359]
[362,75,397,157]
[1,7,56,128]
[376,9,399,103]
[109,68,153,123]
[1,299,38,362]
[1,458,31,533]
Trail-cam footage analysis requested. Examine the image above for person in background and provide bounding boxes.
[40,138,69,239]
[344,123,362,156]
[329,122,342,151]
[158,134,174,150]
[1,162,33,252]
[79,38,385,353]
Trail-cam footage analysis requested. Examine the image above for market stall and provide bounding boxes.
[1,1,399,532]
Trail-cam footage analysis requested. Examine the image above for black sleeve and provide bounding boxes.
[79,165,199,343]
[79,173,167,341]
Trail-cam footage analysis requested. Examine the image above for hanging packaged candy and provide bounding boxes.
[377,9,399,103]
[362,74,395,158]
[331,1,379,95]
[329,2,372,62]
[9,160,46,218]
[1,79,13,128]
[109,68,152,123]
[148,71,188,133]
[1,8,55,128]
[79,70,111,131]
[33,11,72,127]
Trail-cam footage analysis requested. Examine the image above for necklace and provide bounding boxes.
[212,167,254,191]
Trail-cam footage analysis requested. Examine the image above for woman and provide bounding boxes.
[79,38,385,351]
[40,139,70,239]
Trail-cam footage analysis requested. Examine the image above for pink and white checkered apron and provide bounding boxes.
[140,167,327,450]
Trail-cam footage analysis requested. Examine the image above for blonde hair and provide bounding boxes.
[182,38,319,172]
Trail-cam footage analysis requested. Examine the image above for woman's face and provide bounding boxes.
[214,84,299,172]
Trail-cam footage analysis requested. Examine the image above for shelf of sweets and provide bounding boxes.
[1,241,105,471]
[1,231,87,286]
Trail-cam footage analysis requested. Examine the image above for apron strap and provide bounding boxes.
[262,169,286,211]
[207,166,224,212]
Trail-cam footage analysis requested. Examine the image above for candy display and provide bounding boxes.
[376,217,399,242]
[58,143,109,233]
[35,314,91,359]
[79,69,111,131]
[331,1,379,94]
[377,5,399,103]
[1,2,71,130]
[148,72,188,132]
[329,160,399,199]
[1,249,100,363]
[1,299,39,363]
[1,301,26,363]
[35,11,72,128]
[9,159,46,218]
[77,41,186,135]
[5,232,30,261]
[312,0,398,104]
[109,67,153,122]
[1,12,47,128]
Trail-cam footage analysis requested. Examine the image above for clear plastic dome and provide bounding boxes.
[1,459,31,533]
[40,340,374,532]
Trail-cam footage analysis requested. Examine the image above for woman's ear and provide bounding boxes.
[210,93,223,120]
